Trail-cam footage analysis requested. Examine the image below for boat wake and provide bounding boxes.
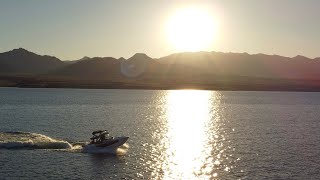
[0,131,128,155]
[0,131,72,149]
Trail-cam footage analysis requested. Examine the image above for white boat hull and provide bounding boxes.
[84,136,129,151]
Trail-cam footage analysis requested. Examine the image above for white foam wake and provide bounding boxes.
[0,132,72,149]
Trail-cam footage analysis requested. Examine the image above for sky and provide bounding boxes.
[1,0,320,60]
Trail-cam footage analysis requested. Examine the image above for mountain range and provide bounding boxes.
[1,48,320,91]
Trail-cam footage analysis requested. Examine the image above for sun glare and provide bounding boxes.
[160,90,214,179]
[166,7,217,52]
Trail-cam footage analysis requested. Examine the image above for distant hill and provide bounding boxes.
[63,56,91,64]
[120,53,158,78]
[0,48,65,74]
[0,48,66,74]
[158,52,320,80]
[53,57,123,80]
[55,53,159,80]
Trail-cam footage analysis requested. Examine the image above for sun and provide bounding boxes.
[166,7,217,52]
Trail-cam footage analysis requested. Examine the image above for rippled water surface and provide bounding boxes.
[1,88,320,179]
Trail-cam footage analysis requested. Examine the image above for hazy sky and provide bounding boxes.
[1,0,320,60]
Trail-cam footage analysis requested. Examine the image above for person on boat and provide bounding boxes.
[90,135,98,144]
[100,133,106,142]
[90,130,109,144]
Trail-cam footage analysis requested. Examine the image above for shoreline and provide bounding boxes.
[2,82,320,92]
[2,74,320,92]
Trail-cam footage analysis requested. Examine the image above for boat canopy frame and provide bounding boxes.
[90,130,111,144]
[92,130,109,135]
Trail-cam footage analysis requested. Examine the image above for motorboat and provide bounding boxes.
[85,130,129,149]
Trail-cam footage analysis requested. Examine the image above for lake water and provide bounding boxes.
[0,88,320,179]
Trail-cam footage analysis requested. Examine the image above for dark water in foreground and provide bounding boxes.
[0,88,320,179]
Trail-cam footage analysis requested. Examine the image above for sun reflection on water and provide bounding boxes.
[165,90,212,178]
[151,90,238,179]
[152,90,219,179]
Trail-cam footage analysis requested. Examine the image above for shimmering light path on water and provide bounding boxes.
[150,90,239,179]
